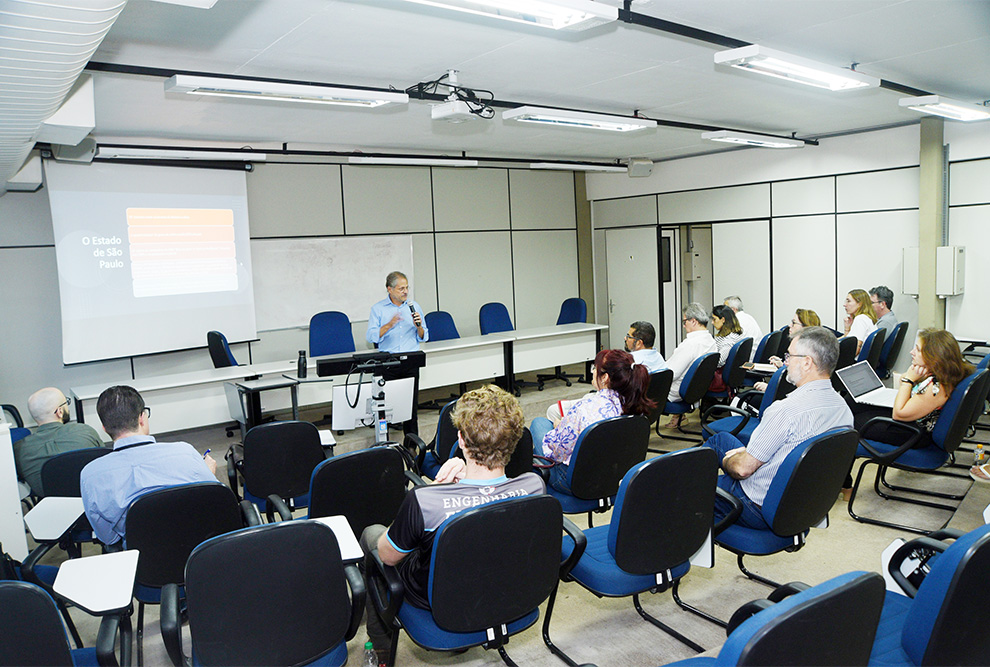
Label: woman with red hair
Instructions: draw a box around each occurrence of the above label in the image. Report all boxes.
[531,348,654,493]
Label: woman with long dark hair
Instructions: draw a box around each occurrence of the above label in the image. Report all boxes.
[531,349,654,493]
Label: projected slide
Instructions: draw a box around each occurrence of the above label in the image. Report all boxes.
[46,161,257,365]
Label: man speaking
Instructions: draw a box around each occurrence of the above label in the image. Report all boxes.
[366,271,429,434]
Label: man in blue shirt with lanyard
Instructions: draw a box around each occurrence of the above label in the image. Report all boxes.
[80,385,218,546]
[366,271,429,435]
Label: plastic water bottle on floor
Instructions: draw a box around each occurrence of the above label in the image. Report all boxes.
[364,641,377,667]
[975,443,986,467]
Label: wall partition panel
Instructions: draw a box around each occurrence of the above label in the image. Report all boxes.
[946,204,990,341]
[411,234,438,314]
[771,177,835,218]
[836,167,919,213]
[247,164,344,237]
[434,231,514,338]
[770,215,837,329]
[711,220,771,333]
[433,168,509,232]
[659,183,769,224]
[340,165,433,234]
[591,195,657,229]
[837,209,920,370]
[509,170,576,230]
[510,230,578,329]
[948,158,990,207]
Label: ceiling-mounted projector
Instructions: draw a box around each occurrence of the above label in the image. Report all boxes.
[432,99,478,123]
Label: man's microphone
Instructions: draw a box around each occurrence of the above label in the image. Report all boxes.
[408,301,420,326]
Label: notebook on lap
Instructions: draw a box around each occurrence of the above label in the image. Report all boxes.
[835,361,898,408]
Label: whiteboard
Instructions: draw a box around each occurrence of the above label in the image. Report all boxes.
[251,236,414,330]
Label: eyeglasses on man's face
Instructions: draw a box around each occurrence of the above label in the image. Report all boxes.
[142,407,151,418]
[54,399,69,416]
[784,353,809,363]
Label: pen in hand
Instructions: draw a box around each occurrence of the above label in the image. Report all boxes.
[203,448,211,459]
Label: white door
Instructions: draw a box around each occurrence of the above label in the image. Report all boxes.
[605,227,660,354]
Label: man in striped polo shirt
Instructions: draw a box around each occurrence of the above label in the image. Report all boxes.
[705,326,852,530]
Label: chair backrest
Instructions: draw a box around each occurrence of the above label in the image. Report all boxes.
[206,330,237,368]
[185,521,351,667]
[307,446,408,538]
[1,404,24,428]
[125,482,243,588]
[761,428,860,537]
[479,302,513,335]
[856,327,886,369]
[429,399,460,468]
[774,326,790,359]
[555,297,587,325]
[241,421,325,500]
[716,571,885,667]
[566,415,651,501]
[645,369,674,426]
[0,581,75,666]
[609,447,716,575]
[428,495,561,633]
[40,447,111,497]
[753,330,782,365]
[878,321,908,375]
[722,337,754,388]
[832,336,859,392]
[423,311,460,342]
[758,367,789,417]
[676,352,719,405]
[309,311,356,357]
[930,369,990,455]
[901,524,990,666]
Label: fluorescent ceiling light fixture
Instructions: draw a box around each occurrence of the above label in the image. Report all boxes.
[150,0,219,8]
[165,75,409,107]
[714,45,879,91]
[96,146,267,161]
[701,130,804,149]
[348,157,478,167]
[530,162,627,172]
[898,95,990,122]
[397,0,616,31]
[503,107,655,133]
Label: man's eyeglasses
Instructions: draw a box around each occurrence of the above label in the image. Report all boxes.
[624,334,639,340]
[784,353,809,362]
[142,406,152,418]
[54,399,69,416]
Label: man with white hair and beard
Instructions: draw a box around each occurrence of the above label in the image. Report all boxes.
[704,326,852,529]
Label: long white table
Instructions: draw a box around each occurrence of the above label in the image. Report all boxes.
[419,333,514,390]
[504,322,606,393]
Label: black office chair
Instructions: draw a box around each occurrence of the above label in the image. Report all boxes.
[226,420,326,522]
[704,337,753,409]
[543,447,718,663]
[658,352,719,446]
[831,336,859,393]
[40,447,111,557]
[161,520,365,667]
[1,403,30,444]
[0,580,128,667]
[645,369,674,436]
[877,322,908,379]
[544,414,651,528]
[367,495,582,667]
[206,330,237,368]
[538,297,588,387]
[125,482,259,666]
[856,327,887,372]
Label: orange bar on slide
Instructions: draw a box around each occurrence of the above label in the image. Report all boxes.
[128,225,234,243]
[129,242,235,260]
[126,208,234,226]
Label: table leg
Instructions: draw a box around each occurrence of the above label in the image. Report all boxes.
[74,398,85,423]
[502,340,516,396]
[290,384,299,421]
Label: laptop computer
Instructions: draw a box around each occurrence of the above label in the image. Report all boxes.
[835,361,899,408]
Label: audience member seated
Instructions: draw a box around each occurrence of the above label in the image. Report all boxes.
[870,285,898,339]
[13,387,103,497]
[842,288,878,355]
[530,349,653,494]
[705,327,852,529]
[80,385,218,546]
[624,320,666,373]
[710,304,743,392]
[361,385,544,665]
[663,303,717,427]
[841,329,974,492]
[724,295,762,359]
[751,308,821,393]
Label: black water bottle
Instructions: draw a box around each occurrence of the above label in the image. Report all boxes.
[297,350,307,378]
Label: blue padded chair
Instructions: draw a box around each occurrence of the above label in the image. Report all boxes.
[741,330,782,387]
[161,520,364,667]
[545,414,651,528]
[664,571,886,667]
[39,447,112,557]
[309,311,355,357]
[645,369,674,435]
[478,302,540,393]
[2,403,30,443]
[701,366,788,445]
[544,448,718,662]
[226,420,326,521]
[423,310,459,342]
[0,581,128,667]
[707,428,860,588]
[367,494,582,667]
[832,335,860,393]
[538,298,588,387]
[773,325,790,359]
[658,352,719,446]
[706,337,753,403]
[206,330,237,368]
[856,327,887,371]
[870,525,990,666]
[848,368,990,534]
[124,482,257,666]
[406,398,458,480]
[877,322,908,379]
